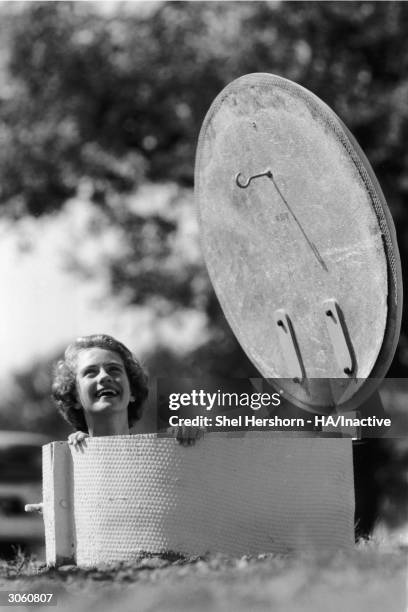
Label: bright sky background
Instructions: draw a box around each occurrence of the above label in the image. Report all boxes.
[0,211,148,378]
[0,187,207,383]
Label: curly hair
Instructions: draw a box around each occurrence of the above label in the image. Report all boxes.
[52,334,148,433]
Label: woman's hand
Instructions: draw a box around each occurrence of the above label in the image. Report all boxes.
[68,431,89,449]
[168,426,206,446]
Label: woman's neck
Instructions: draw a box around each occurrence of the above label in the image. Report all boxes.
[86,413,129,437]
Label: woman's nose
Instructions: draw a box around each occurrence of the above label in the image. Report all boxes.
[97,368,112,382]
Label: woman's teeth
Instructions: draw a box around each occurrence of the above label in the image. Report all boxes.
[96,389,118,398]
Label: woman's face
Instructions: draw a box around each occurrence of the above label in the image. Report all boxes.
[74,347,131,417]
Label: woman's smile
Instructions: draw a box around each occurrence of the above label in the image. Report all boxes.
[95,388,119,399]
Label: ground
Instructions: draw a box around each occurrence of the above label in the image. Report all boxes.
[0,537,406,612]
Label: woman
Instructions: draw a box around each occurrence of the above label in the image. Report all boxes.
[52,334,203,446]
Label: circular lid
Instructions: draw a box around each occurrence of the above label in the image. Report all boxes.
[195,73,402,413]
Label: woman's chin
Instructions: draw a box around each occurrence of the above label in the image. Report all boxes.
[92,398,125,412]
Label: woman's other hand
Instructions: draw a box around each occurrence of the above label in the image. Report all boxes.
[168,426,206,446]
[68,431,89,449]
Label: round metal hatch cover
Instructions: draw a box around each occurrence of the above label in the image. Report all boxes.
[195,73,402,413]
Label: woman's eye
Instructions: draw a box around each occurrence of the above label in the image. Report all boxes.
[109,366,122,374]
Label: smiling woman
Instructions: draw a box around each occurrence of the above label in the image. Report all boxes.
[75,348,133,436]
[51,334,149,439]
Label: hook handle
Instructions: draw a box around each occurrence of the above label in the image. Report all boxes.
[235,170,273,189]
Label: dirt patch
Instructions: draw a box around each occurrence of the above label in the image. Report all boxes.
[0,541,406,612]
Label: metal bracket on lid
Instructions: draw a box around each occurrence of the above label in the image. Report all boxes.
[274,310,304,383]
[323,299,355,376]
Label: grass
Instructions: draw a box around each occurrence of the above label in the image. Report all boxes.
[0,537,406,612]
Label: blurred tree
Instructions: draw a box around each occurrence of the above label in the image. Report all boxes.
[0,350,71,439]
